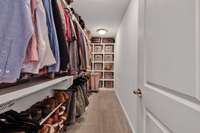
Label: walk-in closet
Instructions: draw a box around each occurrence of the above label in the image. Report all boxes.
[1,0,200,133]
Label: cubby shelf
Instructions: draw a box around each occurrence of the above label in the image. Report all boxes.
[103,43,115,46]
[104,61,114,63]
[92,52,114,55]
[92,70,114,72]
[92,61,103,63]
[104,52,115,55]
[92,61,114,63]
[100,79,114,81]
[104,70,114,72]
[92,52,103,54]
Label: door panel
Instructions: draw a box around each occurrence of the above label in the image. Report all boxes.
[138,0,200,132]
[145,0,197,98]
[144,83,200,133]
[146,115,163,133]
[145,111,172,133]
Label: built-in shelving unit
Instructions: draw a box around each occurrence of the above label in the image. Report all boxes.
[91,37,115,89]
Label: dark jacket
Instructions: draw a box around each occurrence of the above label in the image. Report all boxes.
[52,0,69,71]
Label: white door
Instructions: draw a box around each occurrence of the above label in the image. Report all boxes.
[136,0,200,133]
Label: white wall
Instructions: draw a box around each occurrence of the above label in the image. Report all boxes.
[115,0,139,132]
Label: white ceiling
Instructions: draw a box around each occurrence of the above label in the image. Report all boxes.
[72,0,131,37]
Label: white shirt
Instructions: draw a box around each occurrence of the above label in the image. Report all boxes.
[22,0,56,74]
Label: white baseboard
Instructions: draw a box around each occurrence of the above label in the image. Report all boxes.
[114,90,137,133]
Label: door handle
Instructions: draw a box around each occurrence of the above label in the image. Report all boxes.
[133,88,142,97]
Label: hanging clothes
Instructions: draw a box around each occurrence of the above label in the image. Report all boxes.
[68,41,79,75]
[24,0,39,64]
[81,33,90,70]
[63,9,79,75]
[22,0,56,74]
[0,0,34,83]
[66,75,90,125]
[75,23,87,71]
[57,0,67,35]
[75,86,86,117]
[69,15,78,41]
[52,0,70,71]
[43,0,61,73]
[0,0,92,83]
[63,9,72,42]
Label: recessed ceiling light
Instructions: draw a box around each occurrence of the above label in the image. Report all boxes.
[97,29,108,35]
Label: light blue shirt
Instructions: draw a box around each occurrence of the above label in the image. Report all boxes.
[43,0,61,73]
[0,0,33,83]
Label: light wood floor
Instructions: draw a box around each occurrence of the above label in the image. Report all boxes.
[67,90,133,133]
